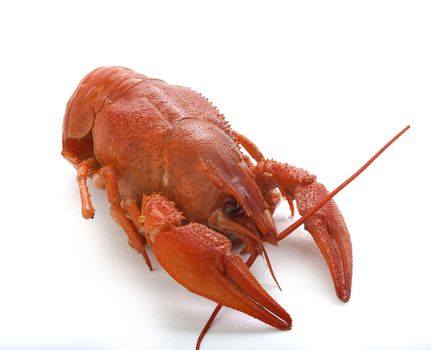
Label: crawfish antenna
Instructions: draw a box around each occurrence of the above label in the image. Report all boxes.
[278,125,410,240]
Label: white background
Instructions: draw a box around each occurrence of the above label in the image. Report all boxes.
[0,1,430,349]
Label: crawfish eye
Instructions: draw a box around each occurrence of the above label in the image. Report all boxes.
[224,199,244,217]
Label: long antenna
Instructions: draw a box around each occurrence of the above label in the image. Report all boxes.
[278,125,410,240]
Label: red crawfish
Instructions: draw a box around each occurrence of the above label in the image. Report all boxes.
[61,66,409,348]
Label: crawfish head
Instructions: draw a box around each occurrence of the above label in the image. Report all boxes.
[165,118,278,250]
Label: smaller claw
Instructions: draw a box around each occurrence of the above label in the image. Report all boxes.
[257,160,352,302]
[143,194,292,330]
[294,182,352,302]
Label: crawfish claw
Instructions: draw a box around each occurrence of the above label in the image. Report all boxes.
[255,160,352,302]
[294,182,352,302]
[143,194,292,329]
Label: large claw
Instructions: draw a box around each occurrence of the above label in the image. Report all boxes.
[142,194,292,330]
[293,182,352,302]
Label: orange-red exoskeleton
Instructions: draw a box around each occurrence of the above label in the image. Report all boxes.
[62,66,409,348]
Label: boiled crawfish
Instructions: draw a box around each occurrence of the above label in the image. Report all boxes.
[62,66,409,347]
